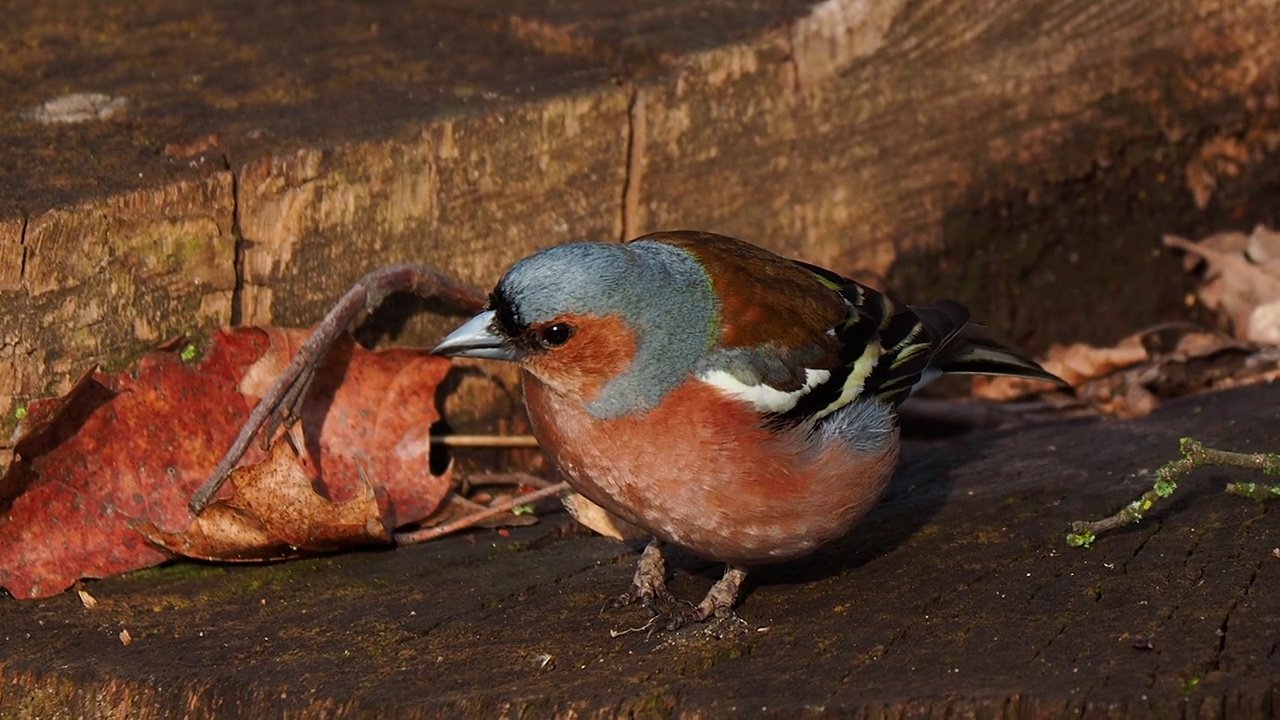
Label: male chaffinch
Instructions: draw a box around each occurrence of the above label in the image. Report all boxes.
[433,231,1063,629]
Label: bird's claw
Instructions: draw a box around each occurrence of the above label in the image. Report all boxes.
[602,582,681,616]
[660,606,703,632]
[660,584,742,631]
[662,604,745,634]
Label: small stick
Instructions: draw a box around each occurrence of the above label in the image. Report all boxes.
[189,264,485,514]
[394,481,569,545]
[463,472,556,489]
[1067,438,1280,548]
[430,435,540,448]
[1225,482,1280,501]
[456,471,554,500]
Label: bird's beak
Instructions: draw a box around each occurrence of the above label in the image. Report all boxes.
[431,310,520,361]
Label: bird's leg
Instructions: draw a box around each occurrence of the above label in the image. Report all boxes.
[667,565,748,631]
[606,539,679,615]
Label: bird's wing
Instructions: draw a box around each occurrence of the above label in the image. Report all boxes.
[793,258,1064,412]
[639,231,1062,422]
[638,231,871,418]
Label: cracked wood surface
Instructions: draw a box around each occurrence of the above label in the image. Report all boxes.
[1,384,1277,717]
[3,0,1280,433]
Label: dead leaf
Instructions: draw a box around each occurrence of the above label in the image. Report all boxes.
[1246,225,1280,265]
[1250,300,1280,344]
[0,327,452,599]
[1184,135,1249,209]
[232,330,455,527]
[561,492,645,541]
[137,441,389,561]
[1165,225,1280,344]
[975,325,1277,418]
[973,334,1148,402]
[1046,335,1152,387]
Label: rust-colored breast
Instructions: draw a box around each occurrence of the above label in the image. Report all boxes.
[522,369,900,566]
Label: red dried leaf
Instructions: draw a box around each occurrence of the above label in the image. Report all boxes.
[0,328,452,599]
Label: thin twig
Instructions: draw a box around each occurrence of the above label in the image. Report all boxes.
[1225,482,1280,501]
[394,481,569,545]
[609,616,659,638]
[188,264,485,514]
[1066,438,1280,548]
[430,435,540,448]
[457,471,554,501]
[463,472,556,489]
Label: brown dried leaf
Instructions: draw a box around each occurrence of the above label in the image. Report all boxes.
[977,324,1276,418]
[1184,135,1249,209]
[1246,225,1280,265]
[973,335,1148,402]
[1043,335,1152,386]
[136,441,390,561]
[1166,227,1280,344]
[1250,301,1280,344]
[561,492,645,541]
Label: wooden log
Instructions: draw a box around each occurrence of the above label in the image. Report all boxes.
[0,384,1275,716]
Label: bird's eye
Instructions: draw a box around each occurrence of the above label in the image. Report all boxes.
[539,323,575,348]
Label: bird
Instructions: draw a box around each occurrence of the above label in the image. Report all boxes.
[432,230,1064,630]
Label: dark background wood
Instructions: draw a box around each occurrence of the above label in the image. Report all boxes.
[3,0,1280,436]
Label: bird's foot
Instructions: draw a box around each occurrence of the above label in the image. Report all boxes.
[607,555,750,638]
[604,539,678,616]
[660,566,748,632]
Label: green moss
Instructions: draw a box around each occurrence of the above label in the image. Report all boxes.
[123,561,226,583]
[1066,531,1095,548]
[191,562,308,602]
[130,231,220,268]
[488,540,531,556]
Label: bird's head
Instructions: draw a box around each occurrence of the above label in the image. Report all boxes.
[432,241,718,418]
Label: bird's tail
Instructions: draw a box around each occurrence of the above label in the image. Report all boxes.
[912,301,1066,387]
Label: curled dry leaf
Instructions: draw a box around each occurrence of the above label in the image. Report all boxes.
[561,492,646,541]
[1184,135,1250,210]
[975,325,1276,418]
[137,440,390,561]
[1165,225,1280,344]
[973,334,1148,402]
[0,327,452,599]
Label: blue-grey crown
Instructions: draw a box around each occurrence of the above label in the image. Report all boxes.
[494,240,719,418]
